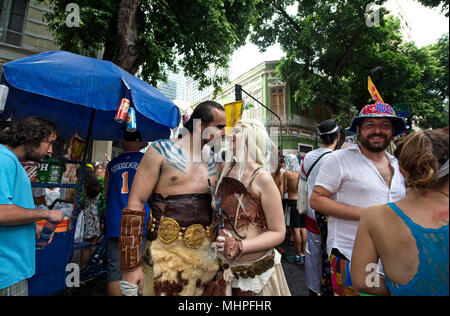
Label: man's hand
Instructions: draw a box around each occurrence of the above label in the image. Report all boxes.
[48,210,65,223]
[122,268,144,295]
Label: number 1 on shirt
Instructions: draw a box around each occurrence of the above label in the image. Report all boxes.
[121,171,129,194]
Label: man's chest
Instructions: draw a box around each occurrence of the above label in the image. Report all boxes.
[372,160,394,188]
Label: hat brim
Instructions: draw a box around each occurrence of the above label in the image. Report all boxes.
[319,125,341,135]
[347,116,407,136]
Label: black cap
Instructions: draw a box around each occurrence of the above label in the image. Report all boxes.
[124,130,142,142]
[318,119,341,135]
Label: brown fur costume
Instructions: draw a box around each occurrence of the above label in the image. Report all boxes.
[151,238,219,296]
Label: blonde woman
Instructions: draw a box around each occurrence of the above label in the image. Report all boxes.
[351,130,449,296]
[214,119,291,296]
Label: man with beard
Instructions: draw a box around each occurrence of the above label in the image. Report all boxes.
[0,117,64,296]
[120,101,226,296]
[310,103,407,296]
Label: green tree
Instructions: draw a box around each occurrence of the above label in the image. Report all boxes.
[408,33,449,129]
[415,0,449,14]
[38,0,272,91]
[251,0,448,129]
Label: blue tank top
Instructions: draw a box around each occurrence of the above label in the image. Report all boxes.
[384,202,449,296]
[105,152,150,238]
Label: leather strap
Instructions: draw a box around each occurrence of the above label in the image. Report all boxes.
[119,208,146,271]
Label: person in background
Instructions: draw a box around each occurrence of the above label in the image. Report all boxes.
[310,103,407,296]
[94,162,106,179]
[272,156,287,256]
[94,162,106,235]
[0,117,64,296]
[76,165,102,268]
[351,130,448,296]
[283,154,305,265]
[272,156,285,199]
[104,130,150,296]
[302,119,340,296]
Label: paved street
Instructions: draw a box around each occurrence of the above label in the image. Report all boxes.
[68,239,309,296]
[279,241,309,296]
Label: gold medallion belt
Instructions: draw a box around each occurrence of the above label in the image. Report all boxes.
[147,193,216,249]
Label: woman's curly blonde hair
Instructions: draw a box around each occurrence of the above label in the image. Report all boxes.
[394,129,449,190]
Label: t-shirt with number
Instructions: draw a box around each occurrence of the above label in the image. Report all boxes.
[105,152,150,238]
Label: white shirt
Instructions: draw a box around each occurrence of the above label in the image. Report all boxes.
[314,143,406,260]
[301,148,333,221]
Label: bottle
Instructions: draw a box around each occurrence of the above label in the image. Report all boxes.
[36,221,58,248]
[0,84,9,113]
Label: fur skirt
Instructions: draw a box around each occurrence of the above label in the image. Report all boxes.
[151,238,219,296]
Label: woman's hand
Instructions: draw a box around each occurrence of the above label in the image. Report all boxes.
[216,229,244,260]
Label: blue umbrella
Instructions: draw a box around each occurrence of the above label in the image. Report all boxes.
[0,50,180,141]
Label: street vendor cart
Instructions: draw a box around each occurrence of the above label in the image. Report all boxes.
[0,51,180,296]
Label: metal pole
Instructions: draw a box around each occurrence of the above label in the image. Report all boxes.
[235,85,283,156]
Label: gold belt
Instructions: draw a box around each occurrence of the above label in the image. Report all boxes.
[219,250,275,279]
[151,217,216,249]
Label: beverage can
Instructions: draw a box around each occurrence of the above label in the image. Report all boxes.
[114,98,130,123]
[48,163,63,183]
[126,107,136,132]
[36,221,58,248]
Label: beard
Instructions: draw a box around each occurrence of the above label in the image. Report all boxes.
[359,132,392,153]
[24,145,45,162]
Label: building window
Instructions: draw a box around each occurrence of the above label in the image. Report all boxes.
[111,140,124,159]
[298,144,313,156]
[271,87,285,117]
[0,0,27,46]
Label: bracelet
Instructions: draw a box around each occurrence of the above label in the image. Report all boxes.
[119,208,146,271]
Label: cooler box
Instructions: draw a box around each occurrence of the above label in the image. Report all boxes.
[29,216,76,296]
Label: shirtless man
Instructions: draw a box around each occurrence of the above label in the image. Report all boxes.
[283,154,305,264]
[119,101,226,296]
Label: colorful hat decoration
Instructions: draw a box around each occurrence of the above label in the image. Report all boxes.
[347,103,407,136]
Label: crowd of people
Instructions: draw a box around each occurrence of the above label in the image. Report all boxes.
[0,100,448,296]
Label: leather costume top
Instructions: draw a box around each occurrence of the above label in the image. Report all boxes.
[215,166,268,232]
[146,193,213,240]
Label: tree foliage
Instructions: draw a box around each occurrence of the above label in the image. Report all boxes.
[38,0,272,92]
[250,0,448,129]
[416,0,449,14]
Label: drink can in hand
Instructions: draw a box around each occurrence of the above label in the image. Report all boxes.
[36,221,58,248]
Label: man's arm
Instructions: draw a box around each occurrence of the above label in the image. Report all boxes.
[0,204,59,226]
[104,168,109,200]
[120,145,164,294]
[310,185,363,220]
[282,172,287,197]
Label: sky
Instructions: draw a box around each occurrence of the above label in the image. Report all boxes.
[229,0,449,81]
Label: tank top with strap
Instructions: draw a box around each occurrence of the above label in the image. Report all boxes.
[218,164,267,231]
[384,202,449,296]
